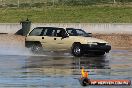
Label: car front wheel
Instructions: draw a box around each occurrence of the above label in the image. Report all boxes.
[72,43,83,57]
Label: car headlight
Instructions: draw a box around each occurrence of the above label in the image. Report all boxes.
[87,42,98,45]
[106,43,110,45]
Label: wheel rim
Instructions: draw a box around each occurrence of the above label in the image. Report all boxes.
[74,46,81,55]
[31,44,41,53]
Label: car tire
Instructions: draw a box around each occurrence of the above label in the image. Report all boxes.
[31,43,43,54]
[72,43,83,57]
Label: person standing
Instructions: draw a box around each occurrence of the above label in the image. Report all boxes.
[81,66,88,78]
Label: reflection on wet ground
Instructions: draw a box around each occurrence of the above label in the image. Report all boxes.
[24,55,110,76]
[0,48,132,88]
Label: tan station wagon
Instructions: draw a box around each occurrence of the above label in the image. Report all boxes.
[25,27,111,57]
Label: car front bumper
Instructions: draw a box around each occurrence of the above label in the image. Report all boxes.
[81,44,111,53]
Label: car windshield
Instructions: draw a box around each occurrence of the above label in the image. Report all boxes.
[66,28,89,37]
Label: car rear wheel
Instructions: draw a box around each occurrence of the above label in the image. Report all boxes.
[31,43,43,54]
[72,43,83,57]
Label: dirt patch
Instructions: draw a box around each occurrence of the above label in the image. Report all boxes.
[94,34,132,49]
[0,34,25,48]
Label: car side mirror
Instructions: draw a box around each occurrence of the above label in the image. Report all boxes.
[62,33,69,39]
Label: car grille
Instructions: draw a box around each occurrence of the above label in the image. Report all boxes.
[97,43,106,46]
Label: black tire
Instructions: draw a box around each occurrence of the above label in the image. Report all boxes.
[94,52,105,56]
[30,43,43,54]
[72,43,83,57]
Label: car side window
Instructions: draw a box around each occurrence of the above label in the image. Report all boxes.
[67,29,72,36]
[52,29,56,36]
[67,29,77,36]
[76,29,85,36]
[29,28,44,36]
[46,28,56,36]
[56,29,62,37]
[56,29,66,37]
[43,28,48,36]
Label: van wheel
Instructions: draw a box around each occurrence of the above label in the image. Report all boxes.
[72,43,83,57]
[31,43,43,54]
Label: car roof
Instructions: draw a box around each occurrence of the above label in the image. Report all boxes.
[66,28,82,30]
[35,27,64,29]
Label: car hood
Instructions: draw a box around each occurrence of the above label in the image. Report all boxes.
[78,36,108,43]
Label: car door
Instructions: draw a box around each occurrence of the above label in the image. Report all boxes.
[34,27,66,51]
[53,28,74,50]
[40,27,58,51]
[27,27,55,51]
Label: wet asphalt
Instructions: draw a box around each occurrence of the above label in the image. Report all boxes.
[0,35,131,88]
[0,48,131,88]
